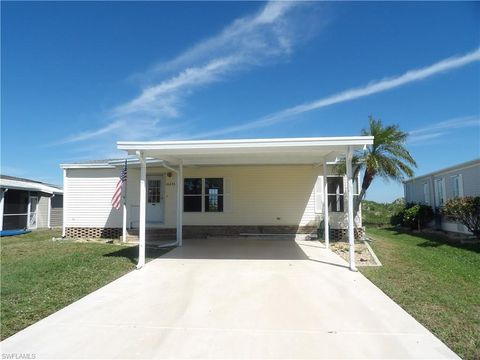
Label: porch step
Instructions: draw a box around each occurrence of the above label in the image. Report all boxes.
[122,228,177,244]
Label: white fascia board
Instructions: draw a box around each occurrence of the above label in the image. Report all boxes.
[60,159,168,170]
[107,158,165,166]
[60,163,116,169]
[117,136,374,152]
[0,181,63,195]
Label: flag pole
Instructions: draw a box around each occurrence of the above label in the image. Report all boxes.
[122,159,128,243]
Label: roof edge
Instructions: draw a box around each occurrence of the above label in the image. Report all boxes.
[117,136,374,150]
[404,158,480,183]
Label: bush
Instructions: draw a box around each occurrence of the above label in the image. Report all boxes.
[442,197,480,238]
[402,204,434,230]
[390,202,434,230]
[390,211,404,226]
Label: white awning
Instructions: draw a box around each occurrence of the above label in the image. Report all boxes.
[116,136,374,166]
[0,178,63,195]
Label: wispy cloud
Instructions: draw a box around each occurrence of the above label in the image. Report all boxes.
[408,115,480,145]
[191,47,480,139]
[61,1,318,146]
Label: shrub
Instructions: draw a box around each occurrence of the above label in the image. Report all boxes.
[442,197,480,238]
[390,203,434,230]
[402,204,434,230]
[390,211,404,226]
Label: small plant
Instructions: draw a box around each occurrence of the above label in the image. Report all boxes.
[442,197,480,238]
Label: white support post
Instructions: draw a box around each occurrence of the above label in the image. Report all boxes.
[137,151,146,269]
[62,169,67,237]
[47,195,52,229]
[122,161,128,243]
[177,162,183,246]
[0,189,6,231]
[122,203,127,243]
[323,158,330,249]
[27,191,31,229]
[346,146,357,272]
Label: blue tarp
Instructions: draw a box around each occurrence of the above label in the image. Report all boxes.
[0,229,31,237]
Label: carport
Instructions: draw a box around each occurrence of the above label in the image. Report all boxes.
[117,136,374,271]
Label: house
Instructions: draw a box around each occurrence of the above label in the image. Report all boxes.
[61,136,374,270]
[404,158,480,235]
[0,175,63,231]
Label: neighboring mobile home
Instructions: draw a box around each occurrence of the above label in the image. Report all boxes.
[0,175,63,231]
[404,158,480,235]
[61,136,373,271]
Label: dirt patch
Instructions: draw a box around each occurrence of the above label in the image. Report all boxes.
[331,241,380,266]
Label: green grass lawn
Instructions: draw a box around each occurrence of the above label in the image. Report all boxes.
[0,230,170,340]
[362,227,480,360]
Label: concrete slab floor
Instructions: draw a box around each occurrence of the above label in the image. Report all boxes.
[1,237,459,359]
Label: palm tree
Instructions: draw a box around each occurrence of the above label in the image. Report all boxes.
[337,116,417,210]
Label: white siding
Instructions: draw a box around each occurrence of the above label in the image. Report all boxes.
[66,164,362,230]
[181,165,318,227]
[36,196,49,229]
[50,195,63,228]
[65,168,122,227]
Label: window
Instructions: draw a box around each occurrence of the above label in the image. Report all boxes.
[452,175,463,198]
[353,176,360,195]
[327,177,344,212]
[353,175,360,210]
[205,178,223,212]
[148,179,162,203]
[184,178,224,212]
[434,178,445,207]
[184,178,202,212]
[423,182,430,205]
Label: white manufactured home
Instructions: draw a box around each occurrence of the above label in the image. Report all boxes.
[404,158,480,235]
[61,136,373,270]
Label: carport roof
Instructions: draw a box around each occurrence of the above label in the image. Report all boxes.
[115,136,374,166]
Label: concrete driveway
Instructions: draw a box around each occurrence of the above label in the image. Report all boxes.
[1,237,458,359]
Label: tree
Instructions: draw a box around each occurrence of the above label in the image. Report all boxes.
[336,116,417,211]
[442,197,480,238]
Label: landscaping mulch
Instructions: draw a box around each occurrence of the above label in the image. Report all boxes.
[330,240,380,266]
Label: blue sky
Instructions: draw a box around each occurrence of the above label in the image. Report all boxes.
[1,1,479,202]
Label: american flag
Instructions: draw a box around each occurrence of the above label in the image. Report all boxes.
[111,160,127,210]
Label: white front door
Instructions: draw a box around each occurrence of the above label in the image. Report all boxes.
[146,176,164,223]
[28,196,38,229]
